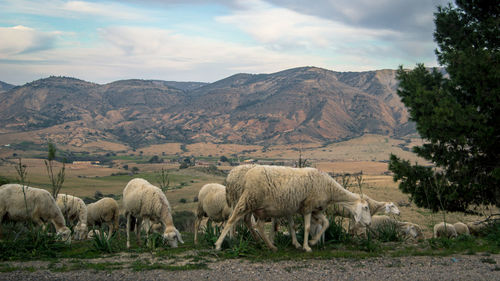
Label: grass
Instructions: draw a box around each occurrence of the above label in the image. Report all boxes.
[2,222,500,273]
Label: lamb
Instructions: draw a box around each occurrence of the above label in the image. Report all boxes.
[194,183,232,245]
[453,222,470,236]
[433,222,458,238]
[215,165,372,252]
[366,215,424,240]
[123,178,184,248]
[86,197,119,240]
[0,184,71,242]
[56,194,88,240]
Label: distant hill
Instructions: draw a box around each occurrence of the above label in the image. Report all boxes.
[0,81,15,93]
[0,68,416,148]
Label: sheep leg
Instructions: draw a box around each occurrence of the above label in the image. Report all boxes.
[302,213,312,252]
[254,219,278,252]
[136,217,143,246]
[107,222,114,241]
[287,216,301,249]
[309,213,329,246]
[244,214,261,242]
[194,216,202,245]
[215,207,248,250]
[126,213,131,248]
[269,218,278,243]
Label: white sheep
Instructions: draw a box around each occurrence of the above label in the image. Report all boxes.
[86,197,119,240]
[87,229,108,240]
[194,183,232,245]
[56,194,88,240]
[347,195,400,236]
[0,184,71,242]
[366,215,424,240]
[466,221,488,235]
[123,178,184,248]
[453,222,470,236]
[433,222,458,238]
[215,165,371,252]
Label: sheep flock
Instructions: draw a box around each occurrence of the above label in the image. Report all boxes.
[0,164,493,254]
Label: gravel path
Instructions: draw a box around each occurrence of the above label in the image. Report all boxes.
[2,254,500,281]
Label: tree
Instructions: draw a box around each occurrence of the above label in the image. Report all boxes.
[389,0,499,212]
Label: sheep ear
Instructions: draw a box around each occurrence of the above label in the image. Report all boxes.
[174,229,184,244]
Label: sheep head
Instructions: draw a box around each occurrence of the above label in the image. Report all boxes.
[163,228,184,248]
[73,223,88,240]
[384,202,400,216]
[352,199,371,227]
[57,226,72,244]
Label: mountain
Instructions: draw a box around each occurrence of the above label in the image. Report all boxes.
[0,81,15,93]
[0,68,415,148]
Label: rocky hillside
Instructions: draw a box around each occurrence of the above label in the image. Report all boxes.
[0,81,15,93]
[0,67,415,147]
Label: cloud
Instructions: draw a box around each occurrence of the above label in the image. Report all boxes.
[0,0,150,21]
[0,26,58,58]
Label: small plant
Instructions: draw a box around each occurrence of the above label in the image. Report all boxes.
[156,167,170,192]
[179,198,188,203]
[370,222,404,242]
[44,142,65,199]
[91,228,115,253]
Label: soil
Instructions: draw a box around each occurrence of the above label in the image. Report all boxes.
[2,254,500,281]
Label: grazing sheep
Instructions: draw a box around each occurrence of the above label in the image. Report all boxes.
[56,194,88,240]
[399,222,424,240]
[348,196,400,236]
[215,165,371,252]
[453,222,470,236]
[194,183,232,245]
[227,165,333,249]
[0,184,71,242]
[433,222,458,238]
[123,178,184,248]
[363,215,424,240]
[467,221,489,235]
[86,197,119,240]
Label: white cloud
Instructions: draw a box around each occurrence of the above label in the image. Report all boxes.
[0,26,59,58]
[0,0,150,21]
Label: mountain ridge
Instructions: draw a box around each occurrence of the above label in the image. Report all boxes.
[0,67,416,148]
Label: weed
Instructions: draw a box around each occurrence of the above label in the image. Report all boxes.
[90,228,116,253]
[480,257,497,264]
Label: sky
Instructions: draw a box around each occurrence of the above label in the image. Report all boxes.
[0,0,450,85]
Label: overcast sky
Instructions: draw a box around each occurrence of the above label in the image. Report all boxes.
[0,0,449,85]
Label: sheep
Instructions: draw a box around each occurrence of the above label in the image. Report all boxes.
[194,183,232,245]
[347,195,400,236]
[433,222,458,238]
[226,165,332,249]
[86,197,119,240]
[123,178,184,248]
[87,229,108,240]
[467,221,489,235]
[365,215,424,240]
[453,222,470,236]
[56,194,88,240]
[0,184,71,242]
[215,165,371,252]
